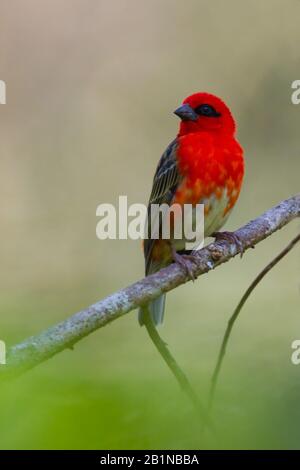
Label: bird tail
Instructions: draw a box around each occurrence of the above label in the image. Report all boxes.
[138,294,166,326]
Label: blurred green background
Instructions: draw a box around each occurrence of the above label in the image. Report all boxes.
[0,0,300,450]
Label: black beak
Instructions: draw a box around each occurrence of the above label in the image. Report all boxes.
[174,103,198,121]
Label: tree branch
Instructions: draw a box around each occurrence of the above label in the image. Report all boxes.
[1,194,300,380]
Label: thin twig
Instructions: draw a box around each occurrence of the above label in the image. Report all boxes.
[209,232,300,410]
[142,306,214,431]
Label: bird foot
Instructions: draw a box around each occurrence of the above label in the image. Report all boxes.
[172,248,198,281]
[212,231,244,257]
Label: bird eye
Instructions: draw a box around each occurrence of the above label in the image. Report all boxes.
[194,104,221,117]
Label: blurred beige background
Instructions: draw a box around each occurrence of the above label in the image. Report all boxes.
[0,0,299,449]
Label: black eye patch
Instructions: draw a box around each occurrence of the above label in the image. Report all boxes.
[194,104,221,117]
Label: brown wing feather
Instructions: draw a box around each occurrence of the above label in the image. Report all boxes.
[144,139,182,274]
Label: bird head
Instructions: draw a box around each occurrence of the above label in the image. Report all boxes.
[174,92,236,136]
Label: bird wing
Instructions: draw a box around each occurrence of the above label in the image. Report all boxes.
[144,139,182,274]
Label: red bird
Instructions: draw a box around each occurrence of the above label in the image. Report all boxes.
[139,92,244,325]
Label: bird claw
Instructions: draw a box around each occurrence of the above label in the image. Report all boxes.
[212,231,244,258]
[172,249,198,281]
